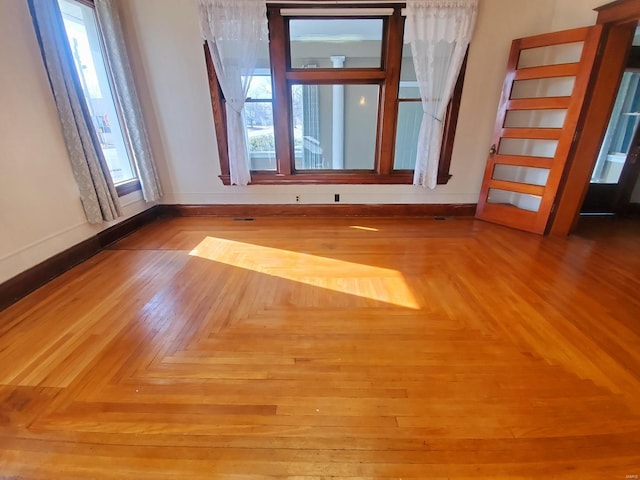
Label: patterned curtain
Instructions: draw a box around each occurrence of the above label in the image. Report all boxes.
[29,0,121,224]
[95,0,163,202]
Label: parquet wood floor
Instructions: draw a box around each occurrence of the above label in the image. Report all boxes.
[1,216,639,478]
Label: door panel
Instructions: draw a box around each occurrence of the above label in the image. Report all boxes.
[476,26,604,234]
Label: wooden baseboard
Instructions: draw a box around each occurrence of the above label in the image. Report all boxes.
[0,236,100,312]
[163,203,478,218]
[0,206,162,312]
[0,202,476,311]
[97,205,164,248]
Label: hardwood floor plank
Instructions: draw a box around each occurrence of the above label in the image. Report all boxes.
[0,216,639,477]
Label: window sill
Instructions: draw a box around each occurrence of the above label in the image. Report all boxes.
[116,179,141,197]
[219,172,414,185]
[219,172,453,186]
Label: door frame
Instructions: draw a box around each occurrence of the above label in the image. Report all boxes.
[582,48,640,214]
[549,0,640,235]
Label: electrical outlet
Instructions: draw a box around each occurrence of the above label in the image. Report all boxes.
[295,195,300,203]
[334,194,340,202]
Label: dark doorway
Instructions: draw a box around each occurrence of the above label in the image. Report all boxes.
[581,44,640,214]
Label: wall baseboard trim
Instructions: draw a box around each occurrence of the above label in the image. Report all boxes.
[0,202,476,312]
[162,203,478,218]
[0,206,163,312]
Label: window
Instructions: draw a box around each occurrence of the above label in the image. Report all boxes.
[246,71,277,170]
[58,0,140,195]
[205,4,467,185]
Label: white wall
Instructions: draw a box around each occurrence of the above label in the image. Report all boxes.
[0,1,153,284]
[123,0,603,207]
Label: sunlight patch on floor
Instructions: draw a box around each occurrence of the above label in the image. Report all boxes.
[189,236,420,309]
[349,225,379,232]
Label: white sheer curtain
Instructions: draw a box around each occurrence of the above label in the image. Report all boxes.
[95,0,163,202]
[29,0,121,224]
[405,0,477,189]
[198,0,268,186]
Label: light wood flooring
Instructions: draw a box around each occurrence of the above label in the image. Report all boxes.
[0,216,639,478]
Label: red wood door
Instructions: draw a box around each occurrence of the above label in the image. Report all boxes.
[476,26,604,234]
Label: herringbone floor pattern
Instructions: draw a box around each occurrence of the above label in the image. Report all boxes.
[1,216,639,478]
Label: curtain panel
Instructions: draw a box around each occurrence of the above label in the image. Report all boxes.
[405,0,478,189]
[198,0,269,186]
[29,0,122,224]
[95,0,163,202]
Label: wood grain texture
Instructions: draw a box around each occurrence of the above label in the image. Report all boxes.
[204,41,230,179]
[1,216,639,478]
[220,171,414,185]
[550,23,636,235]
[164,203,478,218]
[596,0,640,25]
[477,25,605,235]
[0,207,163,312]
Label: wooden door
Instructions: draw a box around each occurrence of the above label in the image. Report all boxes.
[476,26,604,234]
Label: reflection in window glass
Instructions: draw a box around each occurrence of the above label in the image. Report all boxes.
[289,19,383,69]
[399,42,420,98]
[291,84,378,170]
[58,0,136,185]
[394,101,421,169]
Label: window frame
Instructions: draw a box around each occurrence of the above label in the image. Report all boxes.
[59,0,142,197]
[204,2,467,185]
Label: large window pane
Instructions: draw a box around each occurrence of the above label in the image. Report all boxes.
[58,0,136,185]
[244,71,276,171]
[291,84,378,170]
[394,101,421,169]
[399,42,420,98]
[289,19,383,69]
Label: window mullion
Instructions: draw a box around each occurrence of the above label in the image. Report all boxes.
[203,42,230,180]
[268,6,293,175]
[285,70,386,83]
[377,7,404,175]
